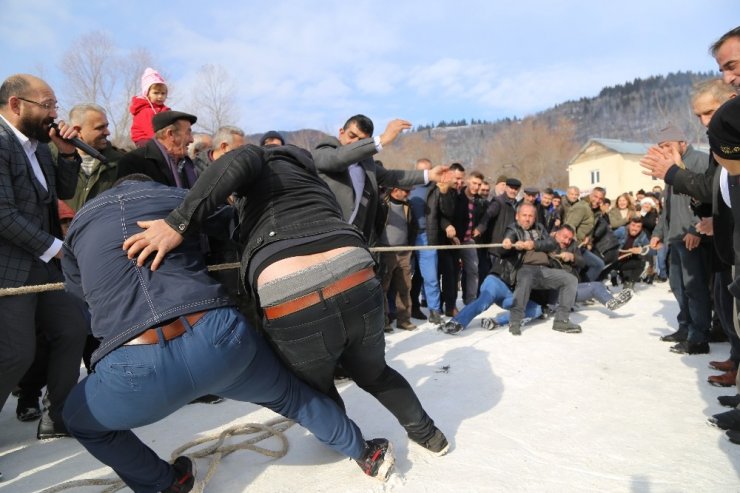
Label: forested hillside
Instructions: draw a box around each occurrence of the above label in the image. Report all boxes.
[254,71,719,188]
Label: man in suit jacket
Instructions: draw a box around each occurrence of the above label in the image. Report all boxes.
[116,110,197,187]
[0,74,88,440]
[313,114,449,245]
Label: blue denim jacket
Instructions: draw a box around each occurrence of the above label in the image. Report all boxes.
[62,181,233,365]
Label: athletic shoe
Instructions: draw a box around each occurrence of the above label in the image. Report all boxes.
[438,321,463,335]
[552,319,582,333]
[616,288,634,302]
[481,318,500,330]
[605,290,632,311]
[162,456,195,493]
[428,310,443,325]
[356,438,395,481]
[413,427,450,456]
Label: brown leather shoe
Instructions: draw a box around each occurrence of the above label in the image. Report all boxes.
[709,359,737,372]
[708,370,738,387]
[396,321,418,331]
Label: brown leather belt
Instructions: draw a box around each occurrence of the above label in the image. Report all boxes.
[124,311,208,346]
[263,267,375,320]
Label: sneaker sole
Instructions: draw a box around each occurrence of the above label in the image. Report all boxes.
[376,442,395,482]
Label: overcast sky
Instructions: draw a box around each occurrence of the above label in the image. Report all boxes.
[2,0,736,134]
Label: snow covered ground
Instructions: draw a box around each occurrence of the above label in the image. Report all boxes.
[1,281,739,493]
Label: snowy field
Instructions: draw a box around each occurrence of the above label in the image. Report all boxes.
[1,281,739,493]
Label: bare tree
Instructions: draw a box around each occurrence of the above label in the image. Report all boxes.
[59,31,154,148]
[189,64,239,134]
[484,117,578,188]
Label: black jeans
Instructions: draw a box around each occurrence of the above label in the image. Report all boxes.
[263,276,436,442]
[0,261,87,421]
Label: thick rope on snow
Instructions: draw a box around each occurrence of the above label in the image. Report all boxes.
[36,417,295,493]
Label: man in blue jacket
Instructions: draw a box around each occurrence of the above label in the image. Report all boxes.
[61,176,395,492]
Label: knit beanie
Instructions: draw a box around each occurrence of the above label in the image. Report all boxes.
[141,68,166,97]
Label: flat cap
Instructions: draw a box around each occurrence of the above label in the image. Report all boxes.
[708,96,740,160]
[505,178,521,188]
[152,111,197,132]
[523,186,539,195]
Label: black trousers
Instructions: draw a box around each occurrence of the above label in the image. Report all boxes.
[263,276,437,442]
[0,261,87,422]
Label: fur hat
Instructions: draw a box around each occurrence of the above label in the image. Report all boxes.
[141,68,167,97]
[640,197,656,208]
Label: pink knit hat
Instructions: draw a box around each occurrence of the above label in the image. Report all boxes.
[140,68,166,97]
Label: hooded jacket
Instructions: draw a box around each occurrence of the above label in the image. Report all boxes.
[129,96,170,144]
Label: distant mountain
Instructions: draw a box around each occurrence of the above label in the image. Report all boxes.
[249,71,720,188]
[540,71,717,144]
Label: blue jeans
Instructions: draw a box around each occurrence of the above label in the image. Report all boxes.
[453,275,541,328]
[63,307,365,493]
[656,244,669,279]
[668,242,711,344]
[576,282,613,304]
[415,232,441,311]
[581,248,606,281]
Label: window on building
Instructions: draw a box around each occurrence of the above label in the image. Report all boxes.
[590,170,600,184]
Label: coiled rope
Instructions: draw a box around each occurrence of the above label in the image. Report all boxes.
[36,417,295,493]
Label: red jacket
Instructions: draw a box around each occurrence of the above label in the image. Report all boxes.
[129,96,170,144]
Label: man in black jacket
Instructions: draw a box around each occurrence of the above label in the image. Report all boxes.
[116,111,197,188]
[123,143,450,459]
[501,203,580,335]
[474,177,520,290]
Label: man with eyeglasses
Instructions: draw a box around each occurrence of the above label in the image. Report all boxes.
[0,74,88,443]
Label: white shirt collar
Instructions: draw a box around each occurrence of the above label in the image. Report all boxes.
[0,113,38,154]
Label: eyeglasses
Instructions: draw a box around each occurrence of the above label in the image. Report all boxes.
[17,97,59,112]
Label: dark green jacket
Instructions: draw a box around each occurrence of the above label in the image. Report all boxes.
[64,144,124,211]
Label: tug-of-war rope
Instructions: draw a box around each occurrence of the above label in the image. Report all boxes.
[37,417,295,493]
[19,241,556,492]
[0,242,506,298]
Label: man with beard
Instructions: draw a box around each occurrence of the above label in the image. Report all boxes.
[0,74,88,442]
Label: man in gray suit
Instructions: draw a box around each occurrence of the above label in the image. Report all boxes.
[0,74,88,440]
[313,114,448,245]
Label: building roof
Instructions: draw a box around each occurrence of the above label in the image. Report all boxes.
[569,138,710,166]
[588,138,652,155]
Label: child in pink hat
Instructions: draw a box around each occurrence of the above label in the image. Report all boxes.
[129,68,171,146]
